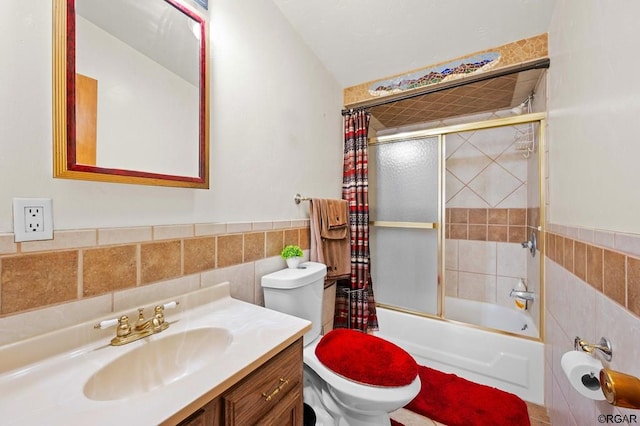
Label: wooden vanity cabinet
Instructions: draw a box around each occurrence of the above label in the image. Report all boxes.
[177,399,222,426]
[223,338,303,425]
[176,338,303,426]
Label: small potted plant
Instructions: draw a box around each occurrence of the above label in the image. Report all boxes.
[281,244,303,269]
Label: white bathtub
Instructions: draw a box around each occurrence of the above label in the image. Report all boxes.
[374,305,544,405]
[445,296,539,338]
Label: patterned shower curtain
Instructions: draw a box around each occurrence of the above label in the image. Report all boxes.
[335,110,379,333]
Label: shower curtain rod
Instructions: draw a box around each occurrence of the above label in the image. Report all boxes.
[340,58,550,116]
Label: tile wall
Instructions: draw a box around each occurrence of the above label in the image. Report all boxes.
[0,220,310,345]
[545,223,640,424]
[444,122,537,308]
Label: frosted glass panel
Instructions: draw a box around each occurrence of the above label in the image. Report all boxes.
[371,137,439,222]
[370,227,438,314]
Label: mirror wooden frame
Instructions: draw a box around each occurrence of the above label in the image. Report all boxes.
[53,0,210,188]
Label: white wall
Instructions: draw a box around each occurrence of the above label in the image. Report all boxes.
[548,0,640,234]
[547,0,640,423]
[0,0,343,232]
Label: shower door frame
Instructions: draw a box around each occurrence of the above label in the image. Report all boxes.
[371,112,547,342]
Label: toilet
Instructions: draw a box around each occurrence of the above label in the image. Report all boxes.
[261,261,421,426]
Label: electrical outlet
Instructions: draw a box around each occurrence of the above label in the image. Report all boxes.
[25,206,44,233]
[13,198,54,242]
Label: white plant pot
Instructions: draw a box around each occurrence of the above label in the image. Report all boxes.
[286,257,301,269]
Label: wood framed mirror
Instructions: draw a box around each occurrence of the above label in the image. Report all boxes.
[53,0,209,188]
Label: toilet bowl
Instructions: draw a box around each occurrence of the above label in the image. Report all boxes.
[262,262,420,426]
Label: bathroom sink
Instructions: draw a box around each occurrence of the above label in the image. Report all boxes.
[84,327,232,401]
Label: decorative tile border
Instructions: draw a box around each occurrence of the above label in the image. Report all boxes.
[546,223,640,319]
[445,207,538,243]
[0,220,310,317]
[344,34,548,106]
[369,52,501,96]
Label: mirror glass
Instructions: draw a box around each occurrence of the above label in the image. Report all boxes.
[53,0,209,188]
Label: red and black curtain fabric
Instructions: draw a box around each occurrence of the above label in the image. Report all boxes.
[335,110,379,333]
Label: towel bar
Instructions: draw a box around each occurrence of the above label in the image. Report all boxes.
[294,193,311,204]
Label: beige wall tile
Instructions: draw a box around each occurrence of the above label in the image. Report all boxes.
[266,230,284,257]
[603,249,625,307]
[507,225,526,243]
[0,234,17,255]
[458,271,496,303]
[217,234,243,268]
[508,208,527,226]
[468,224,487,241]
[0,293,111,346]
[1,251,78,314]
[141,240,181,284]
[113,275,200,313]
[458,240,496,275]
[202,263,255,303]
[488,225,508,242]
[244,232,265,262]
[284,229,299,247]
[83,245,137,297]
[488,209,508,225]
[574,241,587,282]
[450,208,468,224]
[561,237,573,273]
[273,220,292,230]
[586,245,603,291]
[554,235,565,266]
[153,224,194,240]
[291,219,310,228]
[627,257,640,317]
[20,230,96,253]
[614,232,640,258]
[450,224,468,239]
[98,227,152,246]
[184,237,216,274]
[469,208,487,224]
[251,221,273,231]
[299,227,310,250]
[546,232,555,263]
[226,222,252,233]
[194,223,227,236]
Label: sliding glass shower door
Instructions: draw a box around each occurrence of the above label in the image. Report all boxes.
[369,136,441,315]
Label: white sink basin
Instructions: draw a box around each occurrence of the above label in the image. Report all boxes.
[84,327,232,401]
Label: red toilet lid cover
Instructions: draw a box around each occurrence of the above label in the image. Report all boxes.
[314,329,418,387]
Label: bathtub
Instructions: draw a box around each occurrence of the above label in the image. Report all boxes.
[374,305,544,405]
[444,296,539,338]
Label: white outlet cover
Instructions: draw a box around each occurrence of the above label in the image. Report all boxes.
[13,198,54,242]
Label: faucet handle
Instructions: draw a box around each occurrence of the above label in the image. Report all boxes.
[152,301,179,328]
[161,301,179,310]
[116,315,131,337]
[94,317,119,329]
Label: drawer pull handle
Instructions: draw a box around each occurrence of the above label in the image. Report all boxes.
[262,378,289,401]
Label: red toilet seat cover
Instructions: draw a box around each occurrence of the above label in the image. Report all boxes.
[314,329,418,387]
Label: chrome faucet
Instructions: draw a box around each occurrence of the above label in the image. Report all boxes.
[509,289,535,301]
[94,301,179,346]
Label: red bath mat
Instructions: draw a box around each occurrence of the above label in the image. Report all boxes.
[405,365,530,426]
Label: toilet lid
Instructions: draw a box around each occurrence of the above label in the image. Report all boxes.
[315,329,418,387]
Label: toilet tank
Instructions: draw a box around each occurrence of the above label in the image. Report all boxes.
[261,262,327,346]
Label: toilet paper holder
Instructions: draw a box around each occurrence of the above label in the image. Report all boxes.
[574,336,613,361]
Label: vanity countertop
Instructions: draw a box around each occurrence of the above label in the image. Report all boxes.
[0,282,310,425]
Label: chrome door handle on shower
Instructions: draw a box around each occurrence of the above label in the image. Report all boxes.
[521,231,537,257]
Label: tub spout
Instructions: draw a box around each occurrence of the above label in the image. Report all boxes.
[509,289,535,301]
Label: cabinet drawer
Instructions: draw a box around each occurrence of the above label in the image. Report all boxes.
[224,339,303,425]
